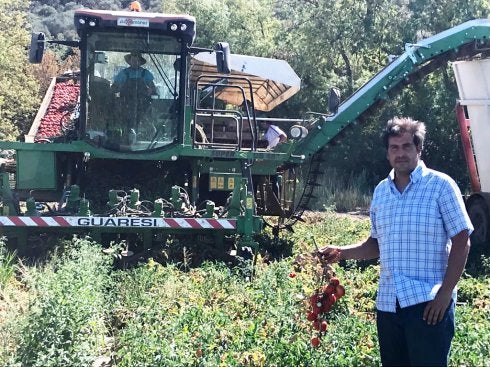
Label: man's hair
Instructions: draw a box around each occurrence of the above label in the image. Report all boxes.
[382,117,426,149]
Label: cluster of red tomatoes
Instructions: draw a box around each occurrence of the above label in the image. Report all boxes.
[36,81,79,141]
[307,276,345,347]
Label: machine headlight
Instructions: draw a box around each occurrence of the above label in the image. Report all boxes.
[290,125,308,139]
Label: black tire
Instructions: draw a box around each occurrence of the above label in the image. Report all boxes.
[467,196,490,245]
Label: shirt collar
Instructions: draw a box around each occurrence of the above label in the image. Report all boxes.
[388,160,425,184]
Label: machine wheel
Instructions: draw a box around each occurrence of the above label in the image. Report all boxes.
[467,196,490,245]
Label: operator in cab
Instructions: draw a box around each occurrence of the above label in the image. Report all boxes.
[112,51,156,97]
[111,51,157,144]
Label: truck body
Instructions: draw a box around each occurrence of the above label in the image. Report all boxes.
[1,6,490,253]
[453,59,490,244]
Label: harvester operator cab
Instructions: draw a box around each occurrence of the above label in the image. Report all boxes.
[72,8,197,153]
[86,43,181,151]
[29,8,237,153]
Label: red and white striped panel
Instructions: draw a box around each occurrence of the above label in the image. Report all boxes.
[0,216,237,229]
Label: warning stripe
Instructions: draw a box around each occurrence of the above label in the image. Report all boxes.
[184,218,203,229]
[0,216,237,229]
[9,216,27,226]
[0,217,14,226]
[166,218,192,229]
[53,217,71,226]
[31,217,49,227]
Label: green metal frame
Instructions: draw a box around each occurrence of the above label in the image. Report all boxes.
[293,19,490,159]
[2,18,490,252]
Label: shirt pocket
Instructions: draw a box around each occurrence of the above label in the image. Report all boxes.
[371,203,393,239]
[408,200,445,242]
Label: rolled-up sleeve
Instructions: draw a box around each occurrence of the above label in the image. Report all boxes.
[438,178,474,238]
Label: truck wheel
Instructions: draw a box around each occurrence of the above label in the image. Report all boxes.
[467,196,490,245]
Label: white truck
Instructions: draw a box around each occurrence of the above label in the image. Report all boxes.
[453,59,490,244]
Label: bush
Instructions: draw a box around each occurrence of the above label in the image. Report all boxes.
[111,257,380,366]
[0,237,15,289]
[1,213,488,366]
[13,238,113,366]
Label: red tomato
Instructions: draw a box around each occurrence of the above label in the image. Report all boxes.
[307,311,318,321]
[320,320,328,332]
[311,337,321,348]
[37,81,79,140]
[323,284,335,294]
[326,293,337,306]
[313,319,321,330]
[321,302,332,313]
[329,277,340,287]
[309,293,320,307]
[335,284,345,298]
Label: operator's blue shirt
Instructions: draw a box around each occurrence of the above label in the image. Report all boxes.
[114,67,154,84]
[370,161,473,312]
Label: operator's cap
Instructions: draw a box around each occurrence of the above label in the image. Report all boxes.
[124,52,146,65]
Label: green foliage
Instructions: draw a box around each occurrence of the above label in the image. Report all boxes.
[286,211,371,257]
[111,258,378,366]
[0,1,40,140]
[457,274,490,303]
[1,215,489,366]
[406,0,490,35]
[163,0,280,56]
[452,286,490,366]
[29,0,126,38]
[274,0,408,115]
[12,238,113,366]
[0,237,16,288]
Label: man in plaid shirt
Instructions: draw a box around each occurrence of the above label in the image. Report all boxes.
[320,117,473,366]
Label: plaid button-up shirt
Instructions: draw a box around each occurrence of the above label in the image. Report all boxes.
[370,161,473,312]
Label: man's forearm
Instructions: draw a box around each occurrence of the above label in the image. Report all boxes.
[338,236,380,261]
[439,230,471,296]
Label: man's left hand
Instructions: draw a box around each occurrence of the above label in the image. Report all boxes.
[423,291,452,325]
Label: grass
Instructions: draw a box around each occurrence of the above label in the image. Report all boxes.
[1,238,113,367]
[0,212,488,366]
[297,166,372,213]
[0,237,16,289]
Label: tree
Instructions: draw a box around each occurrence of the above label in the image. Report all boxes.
[0,1,40,140]
[273,0,489,187]
[28,0,124,38]
[162,0,281,56]
[30,49,80,98]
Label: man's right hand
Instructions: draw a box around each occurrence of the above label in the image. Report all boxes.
[316,246,341,263]
[318,237,379,262]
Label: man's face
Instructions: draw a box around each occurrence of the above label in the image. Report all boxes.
[386,132,421,176]
[259,121,269,130]
[128,55,141,68]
